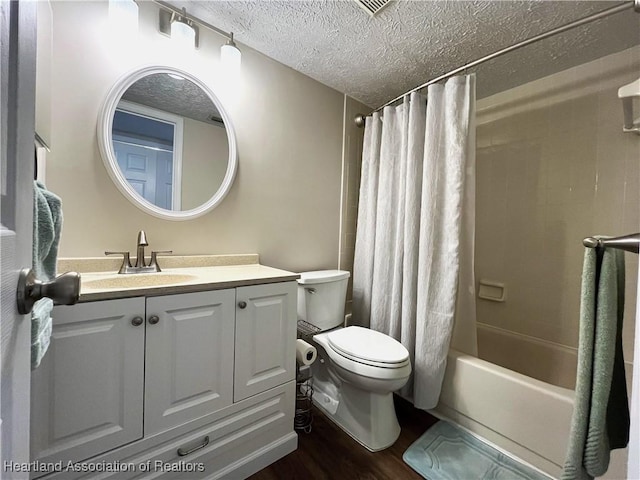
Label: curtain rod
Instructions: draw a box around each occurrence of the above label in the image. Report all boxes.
[355,0,638,127]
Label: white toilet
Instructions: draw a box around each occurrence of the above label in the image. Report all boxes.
[297,270,411,451]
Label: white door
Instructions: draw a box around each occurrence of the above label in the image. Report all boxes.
[0,0,37,473]
[234,282,297,402]
[144,290,235,435]
[113,140,175,210]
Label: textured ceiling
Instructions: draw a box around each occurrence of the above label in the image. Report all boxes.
[122,73,223,124]
[170,1,640,108]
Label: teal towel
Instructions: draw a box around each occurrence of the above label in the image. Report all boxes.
[33,181,62,281]
[32,181,63,370]
[561,247,629,480]
[31,298,53,369]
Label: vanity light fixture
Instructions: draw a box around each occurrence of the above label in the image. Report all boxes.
[156,0,241,69]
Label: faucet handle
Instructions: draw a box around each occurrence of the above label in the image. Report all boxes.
[105,251,132,274]
[149,251,172,272]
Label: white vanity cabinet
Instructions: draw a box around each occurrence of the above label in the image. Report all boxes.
[30,280,298,480]
[144,290,235,435]
[30,297,146,467]
[234,283,297,402]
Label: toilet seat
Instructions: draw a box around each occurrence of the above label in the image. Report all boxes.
[327,326,409,368]
[313,328,412,381]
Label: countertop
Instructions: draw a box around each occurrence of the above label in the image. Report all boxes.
[60,255,300,303]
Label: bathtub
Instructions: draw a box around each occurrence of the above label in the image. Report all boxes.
[432,350,628,479]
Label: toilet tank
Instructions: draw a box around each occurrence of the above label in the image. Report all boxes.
[297,270,350,331]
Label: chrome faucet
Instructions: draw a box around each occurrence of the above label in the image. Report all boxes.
[136,230,148,268]
[105,230,172,274]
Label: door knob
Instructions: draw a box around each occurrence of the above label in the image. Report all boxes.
[148,315,160,325]
[238,301,247,309]
[131,316,144,327]
[16,269,81,315]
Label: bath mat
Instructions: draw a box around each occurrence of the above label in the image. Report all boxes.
[403,422,550,480]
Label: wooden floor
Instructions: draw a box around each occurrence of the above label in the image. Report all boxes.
[249,396,438,480]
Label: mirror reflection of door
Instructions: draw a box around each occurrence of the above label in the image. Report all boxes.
[112,101,183,210]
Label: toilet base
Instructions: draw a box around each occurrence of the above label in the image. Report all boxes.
[312,381,401,452]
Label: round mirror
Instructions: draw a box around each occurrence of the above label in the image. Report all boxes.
[97,66,237,220]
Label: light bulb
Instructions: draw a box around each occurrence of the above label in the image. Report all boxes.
[109,0,138,34]
[221,34,241,75]
[171,18,196,50]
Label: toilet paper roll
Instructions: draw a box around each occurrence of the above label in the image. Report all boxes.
[296,339,317,366]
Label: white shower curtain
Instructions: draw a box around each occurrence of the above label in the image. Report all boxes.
[352,75,477,410]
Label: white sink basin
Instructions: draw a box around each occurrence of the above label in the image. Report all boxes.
[83,273,198,290]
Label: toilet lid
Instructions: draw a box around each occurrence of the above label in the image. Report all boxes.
[327,326,409,366]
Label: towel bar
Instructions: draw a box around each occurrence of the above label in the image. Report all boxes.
[582,233,640,254]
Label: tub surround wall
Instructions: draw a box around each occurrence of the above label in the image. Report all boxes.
[477,323,579,390]
[440,46,640,480]
[339,96,368,318]
[47,1,345,273]
[475,46,639,387]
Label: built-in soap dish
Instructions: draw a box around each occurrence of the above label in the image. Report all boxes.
[478,279,506,302]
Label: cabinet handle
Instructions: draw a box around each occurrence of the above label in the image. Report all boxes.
[131,316,143,327]
[177,436,210,457]
[238,301,247,309]
[148,315,160,325]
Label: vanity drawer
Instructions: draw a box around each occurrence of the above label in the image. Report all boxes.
[37,382,295,480]
[130,381,296,480]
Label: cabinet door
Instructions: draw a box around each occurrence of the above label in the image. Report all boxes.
[234,282,297,402]
[145,290,235,435]
[30,297,145,465]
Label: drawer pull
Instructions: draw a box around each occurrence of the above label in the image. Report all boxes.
[238,301,247,309]
[148,315,160,325]
[177,436,210,457]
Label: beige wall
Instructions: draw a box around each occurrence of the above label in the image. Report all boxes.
[47,1,345,273]
[181,118,228,210]
[475,46,640,389]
